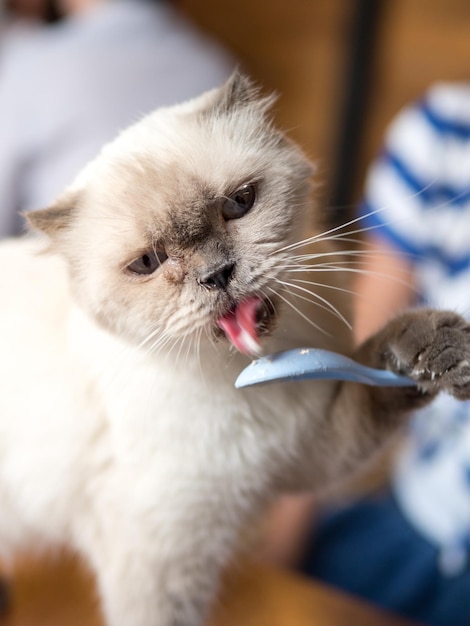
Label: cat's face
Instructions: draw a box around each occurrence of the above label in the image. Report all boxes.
[29,73,314,355]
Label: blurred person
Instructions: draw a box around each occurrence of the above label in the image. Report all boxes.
[298,82,470,626]
[2,0,56,23]
[2,1,64,50]
[0,0,235,237]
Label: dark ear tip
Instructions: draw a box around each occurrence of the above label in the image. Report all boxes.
[24,208,41,229]
[26,206,60,233]
[26,191,78,237]
[225,69,259,104]
[227,67,255,89]
[209,69,275,118]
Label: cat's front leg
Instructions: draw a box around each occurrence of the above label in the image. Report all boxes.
[357,308,470,406]
[88,511,231,626]
[95,549,220,626]
[304,309,470,490]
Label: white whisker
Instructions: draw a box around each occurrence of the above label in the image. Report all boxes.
[267,286,330,336]
[283,264,418,295]
[285,276,358,297]
[272,180,438,256]
[275,278,351,329]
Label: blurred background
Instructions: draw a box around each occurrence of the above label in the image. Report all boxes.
[179,0,470,222]
[2,0,470,225]
[1,2,470,623]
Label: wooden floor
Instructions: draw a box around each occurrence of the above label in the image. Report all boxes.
[0,553,416,626]
[0,553,102,626]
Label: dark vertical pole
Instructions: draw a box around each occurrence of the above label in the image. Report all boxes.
[44,1,64,22]
[328,0,386,224]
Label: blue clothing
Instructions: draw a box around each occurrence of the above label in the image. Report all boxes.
[361,83,470,571]
[301,492,470,626]
[302,83,470,625]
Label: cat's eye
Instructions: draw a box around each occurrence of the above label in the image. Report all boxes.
[127,250,168,275]
[222,184,257,221]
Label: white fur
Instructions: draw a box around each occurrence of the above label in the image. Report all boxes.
[0,236,346,625]
[0,76,354,626]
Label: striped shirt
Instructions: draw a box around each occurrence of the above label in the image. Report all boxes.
[361,82,470,575]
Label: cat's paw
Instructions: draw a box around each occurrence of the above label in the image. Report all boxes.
[383,309,470,400]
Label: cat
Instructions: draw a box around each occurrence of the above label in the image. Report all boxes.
[0,71,470,626]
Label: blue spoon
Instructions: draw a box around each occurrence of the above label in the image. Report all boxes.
[235,347,415,389]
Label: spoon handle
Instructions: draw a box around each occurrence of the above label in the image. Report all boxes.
[235,348,415,389]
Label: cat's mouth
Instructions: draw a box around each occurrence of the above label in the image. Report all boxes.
[216,296,276,356]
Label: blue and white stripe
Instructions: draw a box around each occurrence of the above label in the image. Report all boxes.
[361,82,470,575]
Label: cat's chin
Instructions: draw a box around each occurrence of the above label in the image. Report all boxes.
[216,295,277,356]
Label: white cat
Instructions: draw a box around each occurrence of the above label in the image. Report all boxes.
[1,72,469,626]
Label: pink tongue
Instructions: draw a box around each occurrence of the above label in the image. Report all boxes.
[217,297,262,355]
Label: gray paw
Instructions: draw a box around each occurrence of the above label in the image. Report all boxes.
[384,309,470,400]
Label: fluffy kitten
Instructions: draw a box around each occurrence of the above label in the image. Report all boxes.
[0,72,470,626]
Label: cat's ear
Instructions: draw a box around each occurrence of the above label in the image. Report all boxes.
[26,190,78,240]
[209,70,276,116]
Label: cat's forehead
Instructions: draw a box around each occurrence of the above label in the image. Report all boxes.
[98,89,277,181]
[72,78,313,242]
[88,116,274,220]
[72,73,310,202]
[29,75,313,256]
[95,151,254,210]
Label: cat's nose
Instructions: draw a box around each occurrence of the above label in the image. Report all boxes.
[199,262,235,291]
